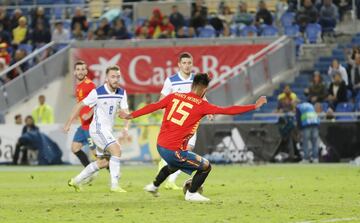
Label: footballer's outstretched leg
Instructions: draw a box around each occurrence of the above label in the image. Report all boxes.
[144,165,178,196]
[185,160,212,202]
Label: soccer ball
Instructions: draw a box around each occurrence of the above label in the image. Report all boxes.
[182,178,204,195]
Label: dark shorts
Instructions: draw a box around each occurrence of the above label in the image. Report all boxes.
[157,145,208,175]
[73,126,96,150]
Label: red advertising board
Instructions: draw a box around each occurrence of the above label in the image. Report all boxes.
[73,44,267,94]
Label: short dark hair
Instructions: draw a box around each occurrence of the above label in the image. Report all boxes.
[178,52,192,62]
[192,73,211,88]
[106,65,120,74]
[74,60,86,69]
[14,114,22,120]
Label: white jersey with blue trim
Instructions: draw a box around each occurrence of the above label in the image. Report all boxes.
[83,84,128,132]
[160,72,195,96]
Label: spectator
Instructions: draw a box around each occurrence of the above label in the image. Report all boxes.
[208,13,224,35]
[31,22,51,48]
[94,18,111,40]
[190,9,206,31]
[327,72,347,109]
[348,53,360,96]
[12,115,39,165]
[277,85,298,112]
[0,43,11,65]
[296,0,318,31]
[10,9,23,30]
[328,59,348,86]
[191,0,207,19]
[0,58,8,85]
[255,0,273,26]
[233,2,253,26]
[346,45,360,71]
[31,7,50,30]
[14,114,23,125]
[169,5,185,32]
[296,102,320,163]
[110,18,129,40]
[0,7,11,32]
[149,8,163,29]
[0,23,12,45]
[7,49,28,81]
[218,5,233,26]
[319,0,338,30]
[304,71,327,103]
[154,16,175,39]
[71,7,88,32]
[334,0,351,21]
[135,20,154,39]
[32,95,54,124]
[276,0,289,22]
[52,21,70,42]
[71,22,86,40]
[12,16,30,46]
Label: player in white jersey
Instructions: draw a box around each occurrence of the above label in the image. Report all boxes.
[64,65,129,193]
[158,52,213,190]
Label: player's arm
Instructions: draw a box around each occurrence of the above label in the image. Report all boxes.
[64,101,86,132]
[64,89,97,132]
[202,96,214,121]
[202,96,267,115]
[119,95,172,120]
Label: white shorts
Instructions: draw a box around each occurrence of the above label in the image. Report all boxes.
[188,132,197,148]
[90,128,116,157]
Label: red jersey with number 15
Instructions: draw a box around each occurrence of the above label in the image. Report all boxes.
[76,77,96,130]
[131,92,256,151]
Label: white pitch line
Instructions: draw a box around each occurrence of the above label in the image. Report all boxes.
[294,217,359,223]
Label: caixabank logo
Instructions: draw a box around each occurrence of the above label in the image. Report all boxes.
[0,136,14,163]
[73,44,266,93]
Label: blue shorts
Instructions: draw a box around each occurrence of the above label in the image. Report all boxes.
[73,127,96,150]
[157,145,208,175]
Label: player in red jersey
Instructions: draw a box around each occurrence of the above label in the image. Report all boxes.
[119,73,267,201]
[72,61,96,167]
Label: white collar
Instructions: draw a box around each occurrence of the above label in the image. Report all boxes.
[177,72,193,81]
[104,83,116,95]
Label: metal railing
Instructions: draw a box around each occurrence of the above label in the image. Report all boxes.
[0,42,70,112]
[206,35,295,107]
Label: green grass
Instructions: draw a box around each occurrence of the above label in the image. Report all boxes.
[0,164,360,223]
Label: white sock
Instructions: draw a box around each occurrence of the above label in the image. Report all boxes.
[109,156,121,188]
[168,170,182,183]
[74,162,99,184]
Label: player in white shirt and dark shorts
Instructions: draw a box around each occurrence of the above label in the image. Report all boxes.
[64,65,130,193]
[159,52,212,190]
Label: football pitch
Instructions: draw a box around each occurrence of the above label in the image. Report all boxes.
[0,164,359,223]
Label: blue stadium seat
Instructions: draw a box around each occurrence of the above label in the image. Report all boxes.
[305,23,322,44]
[37,0,54,4]
[18,44,33,55]
[280,12,295,28]
[69,0,85,4]
[284,24,300,37]
[230,24,239,36]
[261,25,278,36]
[335,102,354,112]
[121,16,133,32]
[198,26,216,38]
[136,17,147,27]
[240,25,257,37]
[54,8,63,20]
[253,116,279,123]
[63,20,71,30]
[322,102,329,112]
